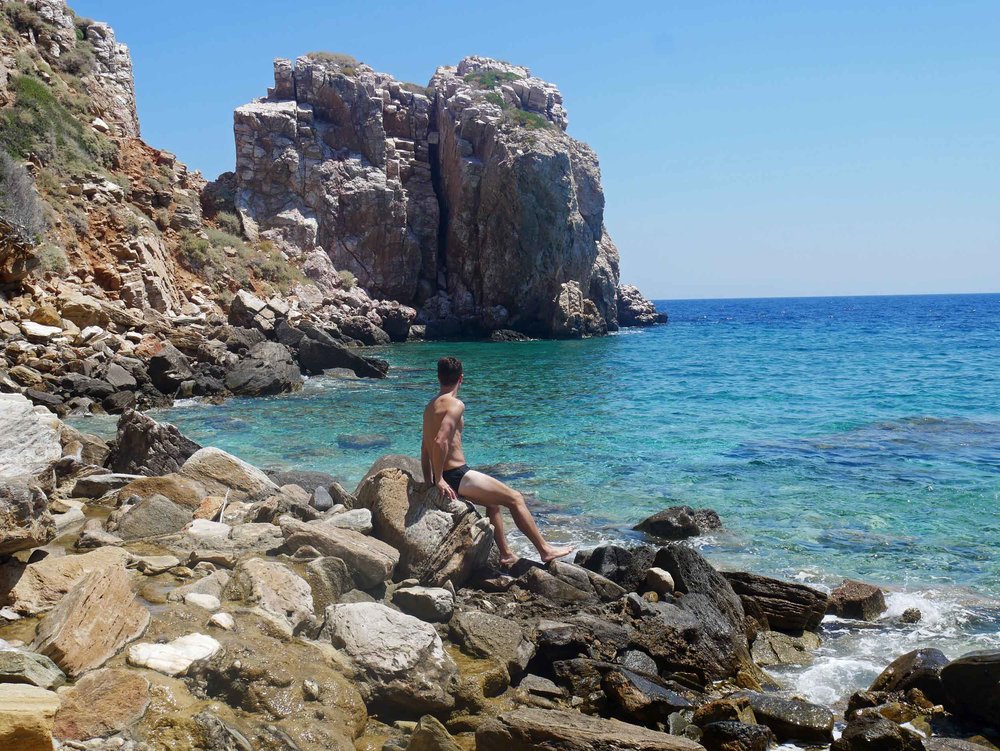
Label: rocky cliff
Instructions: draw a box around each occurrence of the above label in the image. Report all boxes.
[231,53,664,338]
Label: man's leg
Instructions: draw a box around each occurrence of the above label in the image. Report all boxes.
[485,506,517,567]
[458,470,573,563]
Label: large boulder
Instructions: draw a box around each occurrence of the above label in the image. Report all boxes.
[634,506,721,540]
[322,602,458,713]
[0,480,54,556]
[108,494,193,540]
[0,547,131,615]
[827,580,887,621]
[146,341,193,394]
[223,557,313,632]
[0,683,61,751]
[224,341,303,396]
[618,284,667,327]
[735,692,834,744]
[476,707,704,751]
[356,467,493,587]
[107,409,201,475]
[297,330,389,379]
[31,563,150,678]
[575,544,656,593]
[280,517,399,589]
[940,649,1000,724]
[450,610,534,679]
[723,571,829,632]
[831,711,924,751]
[870,648,948,702]
[179,447,279,503]
[355,454,425,494]
[0,393,62,479]
[52,668,149,742]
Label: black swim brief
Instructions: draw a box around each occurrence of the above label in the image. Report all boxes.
[441,464,470,494]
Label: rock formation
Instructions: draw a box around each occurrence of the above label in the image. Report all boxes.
[231,53,665,337]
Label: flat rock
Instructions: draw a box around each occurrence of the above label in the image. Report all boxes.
[31,563,150,678]
[111,494,193,540]
[723,571,829,632]
[127,633,221,676]
[323,602,457,713]
[392,585,454,622]
[325,507,373,534]
[751,630,822,667]
[179,447,279,503]
[735,691,834,743]
[184,593,221,611]
[0,650,65,690]
[828,580,887,621]
[72,473,143,499]
[0,683,60,751]
[107,473,207,509]
[476,707,705,751]
[0,547,131,615]
[52,668,149,741]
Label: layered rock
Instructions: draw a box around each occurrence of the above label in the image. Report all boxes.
[232,54,664,337]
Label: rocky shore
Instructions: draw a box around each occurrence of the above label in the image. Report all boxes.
[2,401,998,751]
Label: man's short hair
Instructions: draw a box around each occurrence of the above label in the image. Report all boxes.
[438,356,463,386]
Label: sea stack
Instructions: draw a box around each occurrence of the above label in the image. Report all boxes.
[227,53,664,338]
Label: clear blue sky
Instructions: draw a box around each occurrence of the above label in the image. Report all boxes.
[75,0,1000,299]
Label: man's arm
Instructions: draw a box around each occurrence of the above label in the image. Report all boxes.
[431,403,462,500]
[420,442,432,486]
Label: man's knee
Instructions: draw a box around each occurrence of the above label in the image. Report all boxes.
[506,490,526,510]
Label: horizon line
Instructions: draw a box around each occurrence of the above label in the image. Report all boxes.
[649,290,1000,303]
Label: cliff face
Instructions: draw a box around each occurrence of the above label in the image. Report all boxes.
[232,54,662,337]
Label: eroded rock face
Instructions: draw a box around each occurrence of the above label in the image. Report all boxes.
[233,54,664,337]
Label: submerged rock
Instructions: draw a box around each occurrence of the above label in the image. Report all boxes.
[634,505,721,540]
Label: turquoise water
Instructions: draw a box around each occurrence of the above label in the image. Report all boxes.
[116,292,1000,704]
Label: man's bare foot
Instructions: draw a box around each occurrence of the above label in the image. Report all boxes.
[499,553,520,568]
[540,546,575,564]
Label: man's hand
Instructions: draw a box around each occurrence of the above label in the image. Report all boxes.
[436,480,458,502]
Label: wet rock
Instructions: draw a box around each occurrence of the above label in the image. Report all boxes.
[179,447,279,503]
[828,580,887,621]
[0,651,65,690]
[601,666,692,723]
[305,556,353,611]
[700,721,773,751]
[450,610,534,679]
[0,683,60,751]
[146,341,192,393]
[736,691,834,743]
[692,696,757,726]
[31,563,150,678]
[357,468,493,587]
[831,710,924,751]
[0,393,62,479]
[392,585,455,622]
[575,544,657,592]
[634,505,722,540]
[751,630,822,667]
[406,714,462,751]
[723,571,829,632]
[476,707,704,751]
[280,517,399,588]
[224,341,303,396]
[870,648,948,703]
[52,668,149,741]
[338,433,392,450]
[223,557,313,632]
[107,409,201,475]
[1,546,131,615]
[0,480,54,556]
[901,608,922,624]
[110,493,193,539]
[297,330,389,378]
[323,602,458,714]
[940,649,1000,724]
[169,569,231,602]
[127,632,221,676]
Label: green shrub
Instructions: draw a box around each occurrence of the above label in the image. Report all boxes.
[252,248,304,290]
[338,269,357,289]
[214,210,242,236]
[0,149,45,245]
[463,70,521,89]
[36,243,68,274]
[177,231,221,274]
[4,2,44,34]
[400,81,433,98]
[505,108,550,130]
[0,74,117,174]
[56,43,95,76]
[205,227,245,249]
[485,91,506,109]
[307,51,358,67]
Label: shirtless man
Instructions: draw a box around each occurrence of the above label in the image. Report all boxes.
[421,356,573,566]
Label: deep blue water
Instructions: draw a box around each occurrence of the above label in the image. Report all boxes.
[117,292,1000,703]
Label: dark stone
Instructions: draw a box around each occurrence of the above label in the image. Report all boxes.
[274,319,305,348]
[575,544,657,593]
[147,342,193,394]
[940,649,1000,725]
[60,374,115,399]
[224,341,302,396]
[870,648,948,703]
[337,433,391,450]
[601,666,692,724]
[828,580,887,621]
[634,505,722,540]
[107,409,201,476]
[218,325,267,354]
[723,571,829,632]
[103,362,137,390]
[701,722,773,751]
[831,711,924,751]
[102,390,136,413]
[378,306,412,343]
[520,567,596,605]
[489,329,532,342]
[737,691,834,743]
[618,649,659,677]
[297,331,388,379]
[340,316,391,346]
[25,388,64,409]
[450,610,534,679]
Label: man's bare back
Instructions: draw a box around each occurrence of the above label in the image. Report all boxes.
[421,356,572,566]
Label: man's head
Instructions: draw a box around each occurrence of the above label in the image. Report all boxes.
[437,356,463,388]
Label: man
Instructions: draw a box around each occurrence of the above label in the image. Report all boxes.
[421,356,573,566]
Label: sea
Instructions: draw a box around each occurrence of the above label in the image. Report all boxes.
[87,293,1000,708]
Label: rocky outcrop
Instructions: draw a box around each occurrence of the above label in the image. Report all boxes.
[232,54,664,338]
